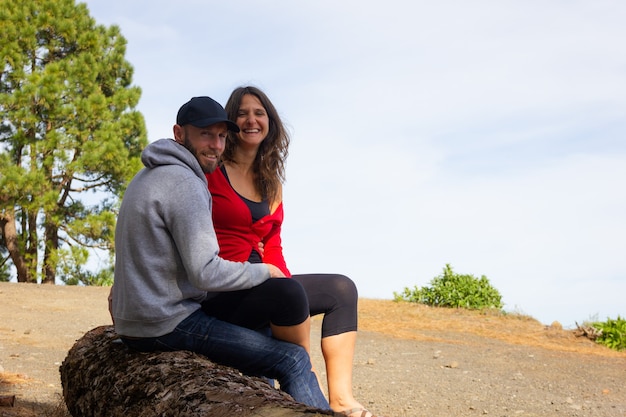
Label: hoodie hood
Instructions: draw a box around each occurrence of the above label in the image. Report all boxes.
[141,138,206,183]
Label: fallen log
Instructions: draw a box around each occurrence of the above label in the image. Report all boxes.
[60,326,336,417]
[573,322,603,341]
[0,395,16,407]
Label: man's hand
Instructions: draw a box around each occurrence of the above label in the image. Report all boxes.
[107,287,115,325]
[265,263,286,278]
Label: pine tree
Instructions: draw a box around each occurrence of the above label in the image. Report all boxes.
[0,0,147,284]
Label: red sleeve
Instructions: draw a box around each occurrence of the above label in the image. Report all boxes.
[258,203,291,277]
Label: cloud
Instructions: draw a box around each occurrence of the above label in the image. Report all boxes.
[81,0,626,326]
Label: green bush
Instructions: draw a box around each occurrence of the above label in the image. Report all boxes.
[394,264,503,310]
[592,316,626,351]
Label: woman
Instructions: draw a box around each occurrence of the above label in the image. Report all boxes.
[203,86,381,417]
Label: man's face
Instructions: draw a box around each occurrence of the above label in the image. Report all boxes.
[174,123,227,173]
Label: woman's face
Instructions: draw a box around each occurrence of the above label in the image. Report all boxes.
[235,94,269,147]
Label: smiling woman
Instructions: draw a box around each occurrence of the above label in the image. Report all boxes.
[202,86,384,417]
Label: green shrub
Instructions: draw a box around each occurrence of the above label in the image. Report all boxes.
[592,316,626,351]
[394,264,503,310]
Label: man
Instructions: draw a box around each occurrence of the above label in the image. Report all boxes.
[110,96,329,409]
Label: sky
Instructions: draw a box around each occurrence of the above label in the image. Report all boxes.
[81,0,626,328]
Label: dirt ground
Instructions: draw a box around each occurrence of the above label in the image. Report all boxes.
[1,282,625,417]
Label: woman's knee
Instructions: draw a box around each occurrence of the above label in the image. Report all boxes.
[267,279,310,326]
[331,274,358,304]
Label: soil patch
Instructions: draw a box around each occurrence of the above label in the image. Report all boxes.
[1,282,625,416]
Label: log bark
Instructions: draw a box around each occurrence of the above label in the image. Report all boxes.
[0,395,16,407]
[60,326,336,417]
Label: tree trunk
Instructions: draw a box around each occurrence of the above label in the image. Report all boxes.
[60,326,338,417]
[42,221,57,284]
[0,209,31,282]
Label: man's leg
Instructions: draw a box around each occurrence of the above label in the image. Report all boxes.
[123,309,329,410]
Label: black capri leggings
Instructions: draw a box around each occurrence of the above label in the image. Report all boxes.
[292,273,358,338]
[201,274,358,338]
[201,278,309,329]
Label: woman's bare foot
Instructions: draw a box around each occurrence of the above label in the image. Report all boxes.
[338,407,381,417]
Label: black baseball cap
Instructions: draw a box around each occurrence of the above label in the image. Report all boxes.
[176,96,240,132]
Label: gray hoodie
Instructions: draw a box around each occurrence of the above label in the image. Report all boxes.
[112,139,270,337]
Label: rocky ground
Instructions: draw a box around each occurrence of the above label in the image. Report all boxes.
[1,282,625,417]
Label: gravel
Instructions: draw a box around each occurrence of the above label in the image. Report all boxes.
[1,282,625,417]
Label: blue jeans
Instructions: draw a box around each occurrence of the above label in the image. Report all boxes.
[121,309,329,410]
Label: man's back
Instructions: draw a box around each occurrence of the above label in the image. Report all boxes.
[112,139,268,338]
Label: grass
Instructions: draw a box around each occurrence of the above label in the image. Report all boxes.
[357,299,625,357]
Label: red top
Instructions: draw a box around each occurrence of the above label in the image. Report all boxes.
[206,169,291,276]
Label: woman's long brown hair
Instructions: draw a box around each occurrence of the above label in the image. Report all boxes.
[223,86,290,204]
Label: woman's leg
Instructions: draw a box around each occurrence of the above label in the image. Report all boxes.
[271,315,313,356]
[271,314,321,391]
[291,274,368,414]
[321,331,360,410]
[201,278,312,354]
